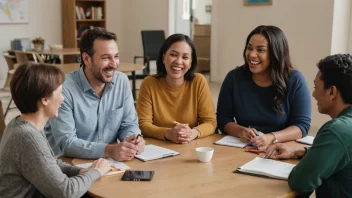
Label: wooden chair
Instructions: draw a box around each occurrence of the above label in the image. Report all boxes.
[0,100,6,140]
[14,51,30,64]
[14,51,44,64]
[3,55,16,89]
[3,69,15,118]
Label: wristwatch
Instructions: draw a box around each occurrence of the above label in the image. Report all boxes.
[271,132,278,144]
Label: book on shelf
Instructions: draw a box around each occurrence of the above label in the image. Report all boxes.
[75,6,81,19]
[79,7,86,19]
[85,7,92,19]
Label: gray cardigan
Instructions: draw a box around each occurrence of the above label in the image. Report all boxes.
[0,117,101,198]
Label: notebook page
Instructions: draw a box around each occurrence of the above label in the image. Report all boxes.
[215,135,247,148]
[239,157,296,180]
[135,144,179,161]
[76,158,130,176]
[296,136,315,145]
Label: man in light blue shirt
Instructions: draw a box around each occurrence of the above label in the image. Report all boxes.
[45,27,145,161]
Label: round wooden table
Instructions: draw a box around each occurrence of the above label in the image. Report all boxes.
[69,134,302,198]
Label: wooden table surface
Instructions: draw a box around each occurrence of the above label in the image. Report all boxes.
[65,134,304,198]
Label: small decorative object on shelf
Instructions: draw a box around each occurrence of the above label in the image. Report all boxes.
[32,37,45,51]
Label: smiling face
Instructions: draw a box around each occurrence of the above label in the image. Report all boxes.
[245,34,270,75]
[163,41,192,81]
[312,71,333,115]
[84,39,120,84]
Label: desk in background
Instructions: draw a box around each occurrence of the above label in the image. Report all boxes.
[9,48,80,64]
[51,63,143,99]
[8,62,143,100]
[65,134,302,198]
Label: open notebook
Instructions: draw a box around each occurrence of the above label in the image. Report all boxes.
[135,144,179,162]
[76,158,130,176]
[215,135,247,148]
[235,157,296,180]
[296,136,315,145]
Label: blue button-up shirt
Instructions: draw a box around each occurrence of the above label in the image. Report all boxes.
[45,67,140,159]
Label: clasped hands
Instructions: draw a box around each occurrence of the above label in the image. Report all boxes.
[165,121,200,144]
[105,134,145,161]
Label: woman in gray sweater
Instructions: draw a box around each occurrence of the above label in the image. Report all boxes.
[0,63,114,198]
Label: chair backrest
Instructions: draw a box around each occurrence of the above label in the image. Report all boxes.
[4,55,16,70]
[14,51,30,64]
[141,30,165,61]
[0,100,6,139]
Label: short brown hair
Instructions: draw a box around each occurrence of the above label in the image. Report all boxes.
[79,27,117,67]
[10,63,65,114]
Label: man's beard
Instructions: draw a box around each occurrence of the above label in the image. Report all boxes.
[91,63,116,83]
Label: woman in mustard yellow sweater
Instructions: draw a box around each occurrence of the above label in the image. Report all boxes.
[136,34,216,143]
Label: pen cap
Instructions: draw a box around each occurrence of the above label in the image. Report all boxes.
[196,147,214,163]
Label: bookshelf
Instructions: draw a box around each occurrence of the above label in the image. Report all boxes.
[62,0,106,49]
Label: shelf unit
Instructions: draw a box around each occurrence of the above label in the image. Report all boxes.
[62,0,106,49]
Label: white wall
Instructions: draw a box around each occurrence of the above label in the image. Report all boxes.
[211,0,343,129]
[331,0,351,54]
[194,0,212,24]
[0,0,62,81]
[106,0,123,50]
[114,0,169,63]
[175,0,191,36]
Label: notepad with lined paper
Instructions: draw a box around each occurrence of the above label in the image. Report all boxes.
[296,136,315,145]
[135,144,179,162]
[235,157,296,180]
[214,135,247,148]
[76,158,130,176]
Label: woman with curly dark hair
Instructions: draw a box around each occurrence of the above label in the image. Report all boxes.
[217,25,311,148]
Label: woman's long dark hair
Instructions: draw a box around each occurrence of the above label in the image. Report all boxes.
[243,25,293,114]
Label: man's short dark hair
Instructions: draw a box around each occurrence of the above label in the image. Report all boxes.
[79,27,117,67]
[318,54,352,104]
[10,63,65,114]
[156,33,198,81]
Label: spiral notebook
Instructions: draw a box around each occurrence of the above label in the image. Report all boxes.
[135,144,179,162]
[235,157,296,180]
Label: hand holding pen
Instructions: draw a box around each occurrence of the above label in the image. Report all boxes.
[126,134,145,155]
[239,126,259,143]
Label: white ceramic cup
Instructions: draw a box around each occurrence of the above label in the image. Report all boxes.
[196,147,214,162]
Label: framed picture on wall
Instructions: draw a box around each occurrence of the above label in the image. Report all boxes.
[0,0,29,23]
[244,0,272,6]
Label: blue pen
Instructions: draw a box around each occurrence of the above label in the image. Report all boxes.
[244,126,259,148]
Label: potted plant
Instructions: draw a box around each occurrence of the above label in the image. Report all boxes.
[32,37,45,51]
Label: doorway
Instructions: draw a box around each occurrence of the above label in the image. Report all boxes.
[168,0,213,79]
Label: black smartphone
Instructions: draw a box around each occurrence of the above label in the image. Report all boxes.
[121,170,155,181]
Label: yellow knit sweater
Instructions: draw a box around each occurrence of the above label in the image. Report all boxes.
[136,73,216,140]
